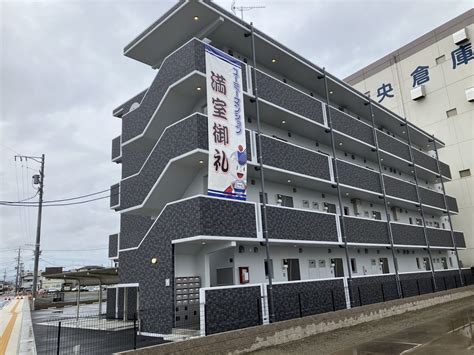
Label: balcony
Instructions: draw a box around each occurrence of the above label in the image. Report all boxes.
[390,223,426,246]
[427,228,466,248]
[330,107,374,145]
[111,136,122,163]
[254,70,325,125]
[383,175,417,202]
[108,234,119,259]
[110,183,120,210]
[413,149,452,179]
[337,160,381,193]
[265,205,338,242]
[257,135,332,182]
[344,216,389,244]
[377,131,411,162]
[119,113,208,211]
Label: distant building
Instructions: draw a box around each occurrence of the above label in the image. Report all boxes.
[40,267,65,291]
[345,9,473,266]
[106,0,472,336]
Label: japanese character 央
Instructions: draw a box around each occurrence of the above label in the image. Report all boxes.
[376,83,394,103]
[211,71,227,95]
[213,149,229,173]
[213,122,229,145]
[451,43,473,69]
[212,97,227,120]
[411,66,430,87]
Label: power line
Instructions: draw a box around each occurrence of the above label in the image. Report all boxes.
[0,188,110,204]
[0,194,116,207]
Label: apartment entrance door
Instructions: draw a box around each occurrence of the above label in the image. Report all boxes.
[379,258,389,274]
[284,259,301,281]
[331,258,344,277]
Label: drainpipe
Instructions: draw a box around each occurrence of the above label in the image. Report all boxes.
[247,22,275,323]
[365,98,401,298]
[318,68,353,304]
[430,135,463,286]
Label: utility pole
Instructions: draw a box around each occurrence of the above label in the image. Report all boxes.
[15,154,45,301]
[15,248,21,295]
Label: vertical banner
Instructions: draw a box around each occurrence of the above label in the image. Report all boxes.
[205,44,247,201]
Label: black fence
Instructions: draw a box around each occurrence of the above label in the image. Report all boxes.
[35,312,164,355]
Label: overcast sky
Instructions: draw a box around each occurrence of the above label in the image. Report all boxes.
[0,0,472,281]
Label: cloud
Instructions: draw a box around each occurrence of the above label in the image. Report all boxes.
[0,0,471,280]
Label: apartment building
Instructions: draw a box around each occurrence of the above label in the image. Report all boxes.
[345,9,473,266]
[106,0,472,336]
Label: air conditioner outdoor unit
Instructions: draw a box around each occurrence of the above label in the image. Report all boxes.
[465,87,474,102]
[411,85,426,101]
[452,28,469,45]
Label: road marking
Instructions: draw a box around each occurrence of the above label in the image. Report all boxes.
[0,299,20,354]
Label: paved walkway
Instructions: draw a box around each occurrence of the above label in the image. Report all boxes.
[0,297,37,355]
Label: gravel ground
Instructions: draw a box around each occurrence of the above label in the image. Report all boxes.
[250,296,474,354]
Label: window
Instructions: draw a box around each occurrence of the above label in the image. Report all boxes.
[416,257,421,269]
[435,55,446,64]
[449,257,453,267]
[372,211,382,220]
[264,259,273,279]
[446,108,457,117]
[277,194,294,207]
[324,202,337,213]
[343,206,350,216]
[409,217,413,225]
[459,169,471,178]
[350,258,357,273]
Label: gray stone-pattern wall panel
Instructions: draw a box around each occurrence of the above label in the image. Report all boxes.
[120,214,154,250]
[399,272,434,297]
[255,70,325,125]
[330,108,374,145]
[117,288,124,320]
[120,114,208,210]
[383,176,417,202]
[438,161,452,179]
[270,279,346,322]
[350,275,398,306]
[265,206,338,242]
[118,197,256,334]
[344,217,389,244]
[377,132,411,161]
[337,160,381,193]
[127,287,138,320]
[435,270,461,291]
[446,195,459,212]
[258,136,331,180]
[391,223,426,246]
[122,40,205,142]
[454,231,466,248]
[204,286,261,335]
[108,234,118,258]
[419,187,445,209]
[121,147,152,179]
[462,269,474,285]
[427,228,453,247]
[111,136,121,161]
[106,288,116,319]
[114,89,147,117]
[110,184,120,208]
[245,130,252,162]
[412,149,438,173]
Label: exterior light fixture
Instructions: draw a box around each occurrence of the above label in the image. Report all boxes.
[338,142,343,146]
[196,87,202,91]
[271,58,277,63]
[329,91,334,94]
[402,131,406,134]
[193,16,199,21]
[345,192,349,196]
[201,241,206,245]
[380,158,384,161]
[287,179,292,183]
[281,120,286,124]
[151,257,158,264]
[199,160,204,164]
